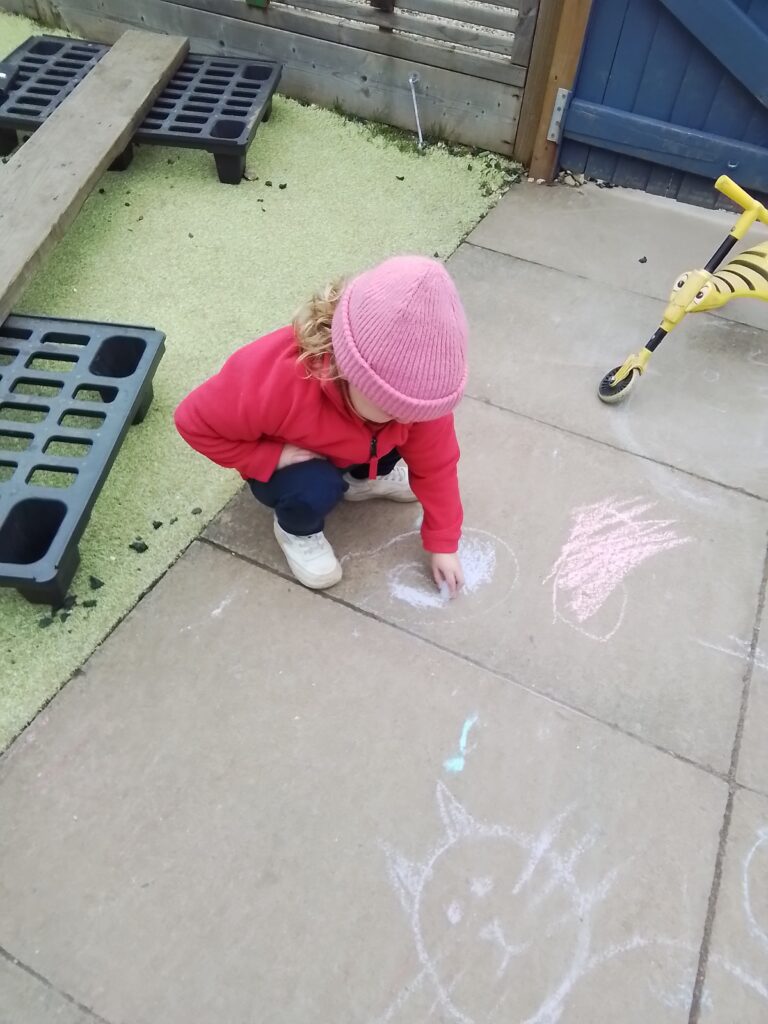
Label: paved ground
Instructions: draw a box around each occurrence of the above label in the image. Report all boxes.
[1,182,768,1023]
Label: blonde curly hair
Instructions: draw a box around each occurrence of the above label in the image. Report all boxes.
[293,278,346,379]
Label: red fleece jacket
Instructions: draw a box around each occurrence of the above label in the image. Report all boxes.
[174,327,463,553]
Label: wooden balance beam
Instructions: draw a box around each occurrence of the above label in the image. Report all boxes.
[0,29,188,325]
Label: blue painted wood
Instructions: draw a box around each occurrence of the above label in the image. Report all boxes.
[674,0,747,204]
[559,0,768,209]
[565,99,768,191]
[658,0,768,107]
[584,0,660,183]
[678,0,766,205]
[559,0,631,174]
[613,5,690,190]
[646,31,724,201]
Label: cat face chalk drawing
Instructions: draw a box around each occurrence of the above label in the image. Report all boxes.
[382,783,617,1023]
[377,789,768,1023]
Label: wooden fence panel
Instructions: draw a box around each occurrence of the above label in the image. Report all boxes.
[1,0,530,152]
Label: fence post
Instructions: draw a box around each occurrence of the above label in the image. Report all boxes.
[527,0,592,181]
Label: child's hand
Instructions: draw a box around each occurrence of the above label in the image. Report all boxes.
[278,444,323,469]
[431,552,465,599]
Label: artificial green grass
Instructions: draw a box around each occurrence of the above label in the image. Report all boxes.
[0,12,517,748]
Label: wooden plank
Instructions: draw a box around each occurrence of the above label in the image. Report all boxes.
[563,98,768,192]
[528,0,591,180]
[398,0,519,35]
[168,0,527,85]
[508,0,539,65]
[17,0,520,153]
[644,17,717,201]
[559,0,629,175]
[0,29,187,325]
[428,0,529,10]
[0,0,524,84]
[149,0,519,56]
[258,0,519,56]
[513,0,562,166]
[583,0,659,189]
[676,0,763,207]
[611,0,685,192]
[658,0,768,109]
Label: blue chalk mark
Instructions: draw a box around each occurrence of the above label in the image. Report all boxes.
[443,714,479,773]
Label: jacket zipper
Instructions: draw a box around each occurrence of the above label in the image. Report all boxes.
[368,435,379,480]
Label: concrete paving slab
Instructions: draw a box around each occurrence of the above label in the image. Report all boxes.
[0,542,727,1024]
[450,242,768,498]
[471,183,768,332]
[0,956,95,1024]
[698,789,768,1022]
[205,398,767,772]
[737,614,768,795]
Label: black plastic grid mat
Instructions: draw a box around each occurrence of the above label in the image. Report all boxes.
[0,314,165,604]
[0,35,281,183]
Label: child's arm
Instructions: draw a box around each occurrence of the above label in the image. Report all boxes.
[174,347,285,482]
[399,415,463,554]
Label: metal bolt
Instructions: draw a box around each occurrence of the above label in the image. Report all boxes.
[408,72,425,150]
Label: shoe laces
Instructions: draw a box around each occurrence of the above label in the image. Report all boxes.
[386,464,409,484]
[294,532,328,556]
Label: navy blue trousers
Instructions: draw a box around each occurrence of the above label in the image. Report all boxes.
[249,449,401,536]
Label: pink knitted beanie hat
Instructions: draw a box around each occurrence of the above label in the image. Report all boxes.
[331,256,468,422]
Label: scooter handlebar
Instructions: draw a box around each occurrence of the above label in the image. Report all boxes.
[715,175,768,223]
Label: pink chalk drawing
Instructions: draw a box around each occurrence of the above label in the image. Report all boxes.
[544,497,691,642]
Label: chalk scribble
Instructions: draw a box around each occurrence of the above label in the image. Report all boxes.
[342,528,519,625]
[443,715,479,774]
[695,635,768,673]
[545,497,691,642]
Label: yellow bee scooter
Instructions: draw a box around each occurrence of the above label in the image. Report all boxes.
[598,175,768,404]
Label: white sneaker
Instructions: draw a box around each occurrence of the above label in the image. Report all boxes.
[344,463,418,503]
[273,520,343,590]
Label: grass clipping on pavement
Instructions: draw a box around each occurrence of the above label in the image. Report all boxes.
[0,11,519,748]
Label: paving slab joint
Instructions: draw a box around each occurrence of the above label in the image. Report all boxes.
[0,943,113,1023]
[687,532,768,1022]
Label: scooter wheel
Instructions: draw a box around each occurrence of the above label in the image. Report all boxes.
[598,366,638,404]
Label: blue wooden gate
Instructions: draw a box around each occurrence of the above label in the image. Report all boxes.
[560,0,768,207]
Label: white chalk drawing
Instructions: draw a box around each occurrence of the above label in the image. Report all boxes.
[695,635,768,673]
[211,595,232,618]
[743,827,768,955]
[648,975,713,1014]
[374,785,768,1023]
[342,528,519,625]
[376,782,623,1023]
[389,534,497,610]
[544,497,691,642]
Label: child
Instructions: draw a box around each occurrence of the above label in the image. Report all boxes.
[174,256,468,594]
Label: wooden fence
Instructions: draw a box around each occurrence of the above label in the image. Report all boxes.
[1,0,543,153]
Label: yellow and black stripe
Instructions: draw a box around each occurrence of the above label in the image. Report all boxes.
[715,241,768,298]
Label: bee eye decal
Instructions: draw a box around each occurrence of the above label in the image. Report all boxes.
[674,273,689,291]
[693,285,710,305]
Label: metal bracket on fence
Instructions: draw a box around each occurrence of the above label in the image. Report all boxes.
[408,72,425,150]
[547,87,571,144]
